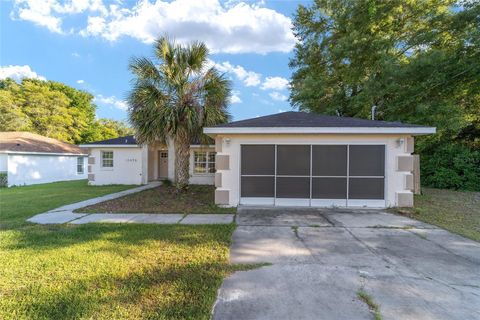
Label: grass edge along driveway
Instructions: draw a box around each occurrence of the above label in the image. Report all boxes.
[0,180,252,320]
[394,187,480,242]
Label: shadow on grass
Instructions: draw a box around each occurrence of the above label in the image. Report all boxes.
[3,223,235,253]
[1,223,263,319]
[4,261,248,320]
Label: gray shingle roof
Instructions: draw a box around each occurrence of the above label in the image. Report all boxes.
[83,135,212,146]
[82,135,138,145]
[213,111,425,128]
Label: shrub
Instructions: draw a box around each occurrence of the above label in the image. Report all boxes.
[421,144,480,191]
[161,178,173,187]
[0,172,7,187]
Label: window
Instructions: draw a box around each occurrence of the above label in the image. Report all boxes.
[194,151,216,174]
[77,157,84,174]
[101,151,114,168]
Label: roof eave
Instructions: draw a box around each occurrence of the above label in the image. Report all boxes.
[0,150,88,156]
[79,144,141,148]
[203,127,436,136]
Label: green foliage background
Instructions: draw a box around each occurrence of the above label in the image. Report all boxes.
[290,0,479,190]
[0,78,133,144]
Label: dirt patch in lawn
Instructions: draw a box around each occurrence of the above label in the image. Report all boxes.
[75,184,236,214]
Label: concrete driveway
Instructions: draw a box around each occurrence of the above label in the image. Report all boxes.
[213,207,480,320]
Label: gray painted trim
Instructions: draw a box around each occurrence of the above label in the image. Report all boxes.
[216,154,230,170]
[397,155,414,172]
[396,192,413,207]
[215,172,222,187]
[215,189,229,205]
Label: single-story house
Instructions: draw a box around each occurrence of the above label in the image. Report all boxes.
[81,111,436,208]
[0,132,88,187]
[80,136,216,186]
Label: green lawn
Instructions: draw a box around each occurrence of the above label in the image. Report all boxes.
[0,180,135,229]
[76,184,236,214]
[395,187,480,242]
[0,180,247,319]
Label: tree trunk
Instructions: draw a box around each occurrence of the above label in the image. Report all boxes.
[174,128,190,190]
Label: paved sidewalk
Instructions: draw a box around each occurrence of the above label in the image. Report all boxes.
[27,181,235,225]
[47,181,162,213]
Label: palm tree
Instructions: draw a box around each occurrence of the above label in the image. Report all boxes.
[128,37,231,190]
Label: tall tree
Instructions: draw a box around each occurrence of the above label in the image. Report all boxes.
[128,37,231,189]
[0,78,133,144]
[290,0,480,190]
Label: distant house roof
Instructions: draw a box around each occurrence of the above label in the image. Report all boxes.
[81,135,138,146]
[204,111,436,135]
[81,135,213,147]
[0,132,87,155]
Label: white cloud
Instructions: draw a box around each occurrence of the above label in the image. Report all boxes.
[0,65,46,81]
[11,0,295,54]
[76,79,85,84]
[230,90,242,104]
[11,0,107,34]
[71,52,80,58]
[213,60,261,87]
[269,91,288,101]
[261,76,289,91]
[94,94,128,111]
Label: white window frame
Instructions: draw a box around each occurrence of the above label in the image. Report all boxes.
[77,157,84,174]
[193,151,216,175]
[101,151,114,169]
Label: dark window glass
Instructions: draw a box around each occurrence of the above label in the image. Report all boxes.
[241,145,275,175]
[349,145,385,176]
[312,145,347,176]
[312,177,347,199]
[241,177,274,197]
[276,177,310,198]
[348,178,384,199]
[277,145,310,176]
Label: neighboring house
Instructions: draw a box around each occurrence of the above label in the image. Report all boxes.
[204,111,436,208]
[0,132,88,187]
[80,136,216,186]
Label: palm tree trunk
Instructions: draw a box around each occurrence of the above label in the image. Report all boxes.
[174,128,190,190]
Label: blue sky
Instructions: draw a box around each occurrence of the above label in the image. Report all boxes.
[0,0,309,122]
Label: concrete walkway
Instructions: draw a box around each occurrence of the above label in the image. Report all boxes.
[27,182,234,225]
[213,207,480,320]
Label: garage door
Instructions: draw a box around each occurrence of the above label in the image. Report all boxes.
[240,144,385,207]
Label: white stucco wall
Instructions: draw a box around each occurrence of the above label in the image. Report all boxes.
[215,134,413,208]
[6,154,87,187]
[0,154,7,172]
[88,147,145,185]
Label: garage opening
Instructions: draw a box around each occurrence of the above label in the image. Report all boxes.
[240,144,385,207]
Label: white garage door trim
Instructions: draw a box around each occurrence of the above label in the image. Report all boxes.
[239,143,387,208]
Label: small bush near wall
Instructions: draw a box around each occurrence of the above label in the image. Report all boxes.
[421,144,480,191]
[0,172,7,188]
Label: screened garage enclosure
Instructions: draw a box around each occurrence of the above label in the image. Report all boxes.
[204,111,436,208]
[240,144,385,207]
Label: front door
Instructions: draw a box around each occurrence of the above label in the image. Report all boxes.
[158,151,168,179]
